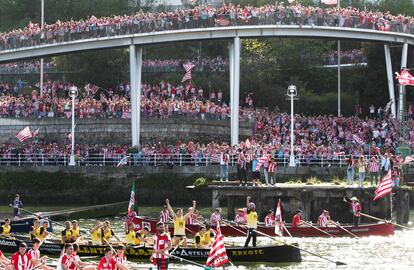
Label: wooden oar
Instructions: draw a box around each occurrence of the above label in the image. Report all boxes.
[303,221,335,238]
[360,212,413,230]
[331,222,358,238]
[166,253,211,270]
[221,220,347,266]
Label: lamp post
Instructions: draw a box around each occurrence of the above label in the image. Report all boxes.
[40,0,44,96]
[68,86,78,166]
[287,85,297,167]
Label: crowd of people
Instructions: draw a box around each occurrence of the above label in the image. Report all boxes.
[324,49,366,65]
[0,60,56,74]
[143,56,228,72]
[1,3,414,51]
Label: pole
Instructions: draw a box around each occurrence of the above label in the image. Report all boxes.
[384,44,397,117]
[40,0,44,96]
[398,43,408,121]
[337,40,341,116]
[289,94,295,167]
[130,45,142,147]
[231,37,240,146]
[390,192,393,221]
[69,92,76,166]
[229,42,234,145]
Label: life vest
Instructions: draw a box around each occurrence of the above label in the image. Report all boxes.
[246,211,258,229]
[1,224,11,235]
[30,226,42,240]
[102,228,113,243]
[195,233,205,248]
[173,216,186,236]
[203,229,213,245]
[125,231,139,246]
[61,229,73,244]
[91,228,102,245]
[71,227,80,239]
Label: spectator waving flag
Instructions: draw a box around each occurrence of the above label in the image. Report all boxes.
[206,224,229,268]
[322,0,338,5]
[128,180,136,214]
[353,134,364,145]
[373,170,393,200]
[117,156,130,168]
[395,69,414,86]
[16,127,33,142]
[182,63,195,83]
[255,155,269,171]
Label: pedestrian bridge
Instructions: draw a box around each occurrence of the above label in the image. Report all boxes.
[0,25,413,63]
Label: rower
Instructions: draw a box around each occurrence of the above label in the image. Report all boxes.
[72,243,97,270]
[9,194,22,219]
[61,221,73,244]
[150,222,172,270]
[194,225,212,248]
[102,220,122,245]
[97,247,124,270]
[264,209,275,227]
[90,221,103,246]
[244,196,258,247]
[39,220,51,241]
[0,249,10,270]
[113,245,129,270]
[27,238,54,270]
[209,208,222,227]
[291,209,305,228]
[204,224,215,245]
[60,243,78,270]
[70,220,81,242]
[29,218,42,241]
[344,197,362,227]
[186,206,197,225]
[317,210,331,228]
[10,242,31,270]
[165,198,196,247]
[234,208,247,225]
[159,205,170,223]
[125,222,139,246]
[0,218,12,238]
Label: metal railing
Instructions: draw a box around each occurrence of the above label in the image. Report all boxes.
[1,11,413,51]
[0,153,382,168]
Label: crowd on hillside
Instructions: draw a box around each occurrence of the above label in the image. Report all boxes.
[1,3,414,51]
[324,49,366,65]
[0,60,56,74]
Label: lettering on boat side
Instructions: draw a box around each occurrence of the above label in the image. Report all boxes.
[231,249,264,256]
[79,246,106,254]
[0,240,17,247]
[351,228,369,232]
[171,250,210,257]
[126,248,152,256]
[324,229,340,233]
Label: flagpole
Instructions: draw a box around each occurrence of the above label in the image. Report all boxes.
[390,191,393,221]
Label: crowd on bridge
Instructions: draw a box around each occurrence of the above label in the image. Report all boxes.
[1,3,414,51]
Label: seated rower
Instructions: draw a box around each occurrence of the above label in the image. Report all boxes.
[61,221,73,244]
[70,220,88,245]
[210,208,222,227]
[102,221,122,245]
[0,218,12,238]
[27,238,54,270]
[60,243,79,270]
[10,242,31,270]
[0,249,10,270]
[90,221,103,246]
[113,245,129,270]
[291,209,305,228]
[39,220,51,241]
[204,224,215,245]
[29,218,42,241]
[264,209,275,227]
[317,210,331,228]
[97,247,126,270]
[72,243,97,270]
[234,208,247,226]
[194,226,213,249]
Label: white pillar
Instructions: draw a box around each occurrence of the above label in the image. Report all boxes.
[337,40,341,117]
[130,45,142,147]
[399,43,408,121]
[230,37,240,146]
[384,44,397,118]
[229,42,234,145]
[40,0,45,96]
[289,95,295,167]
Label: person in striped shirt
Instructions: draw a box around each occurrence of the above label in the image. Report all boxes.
[317,210,331,228]
[369,156,380,186]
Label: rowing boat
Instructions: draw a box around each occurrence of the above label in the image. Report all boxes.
[132,216,394,237]
[0,238,301,264]
[0,217,53,233]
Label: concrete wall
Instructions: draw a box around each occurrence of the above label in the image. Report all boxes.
[0,118,252,144]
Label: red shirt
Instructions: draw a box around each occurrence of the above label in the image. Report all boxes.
[11,252,32,270]
[153,232,171,259]
[97,257,116,270]
[61,254,77,270]
[352,202,362,217]
[291,214,302,228]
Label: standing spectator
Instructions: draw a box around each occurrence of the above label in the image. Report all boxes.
[408,103,413,120]
[357,156,366,188]
[380,153,391,178]
[219,149,229,182]
[9,194,23,218]
[346,155,355,186]
[237,149,247,186]
[369,104,375,119]
[369,156,380,186]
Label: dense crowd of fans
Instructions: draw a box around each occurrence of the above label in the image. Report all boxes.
[0,60,56,74]
[324,49,366,65]
[1,3,414,51]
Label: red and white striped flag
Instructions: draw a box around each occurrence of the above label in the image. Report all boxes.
[183,63,195,73]
[32,128,39,137]
[395,69,414,86]
[182,72,192,83]
[16,127,33,142]
[322,0,338,5]
[117,156,130,168]
[210,153,221,164]
[206,224,229,268]
[255,155,269,171]
[404,156,414,164]
[353,134,365,145]
[245,139,251,149]
[275,199,283,236]
[373,170,393,201]
[128,180,136,214]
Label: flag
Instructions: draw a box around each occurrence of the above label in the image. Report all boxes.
[206,224,229,268]
[353,134,365,145]
[404,156,414,164]
[67,132,72,140]
[16,127,33,142]
[255,155,269,171]
[32,128,39,137]
[181,71,192,83]
[128,180,136,214]
[395,69,414,86]
[210,154,221,164]
[117,155,130,168]
[245,139,251,149]
[322,0,338,5]
[373,170,393,200]
[275,199,283,236]
[183,63,195,73]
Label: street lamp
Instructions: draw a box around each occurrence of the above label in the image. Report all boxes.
[68,86,78,166]
[287,85,297,167]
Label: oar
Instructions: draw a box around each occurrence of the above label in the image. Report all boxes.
[166,253,211,270]
[222,220,346,266]
[360,212,413,230]
[303,221,335,238]
[171,238,186,253]
[331,222,358,238]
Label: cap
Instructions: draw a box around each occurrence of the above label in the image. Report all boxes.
[236,208,244,212]
[249,202,256,209]
[350,197,358,201]
[215,207,221,212]
[296,209,303,213]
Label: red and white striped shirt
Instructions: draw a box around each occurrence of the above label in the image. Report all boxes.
[11,252,32,270]
[153,233,171,259]
[61,254,77,270]
[159,210,170,223]
[268,162,277,173]
[234,214,246,225]
[369,158,379,173]
[27,249,40,269]
[352,202,361,217]
[317,215,328,227]
[210,212,221,226]
[113,253,127,269]
[264,215,275,227]
[186,213,196,225]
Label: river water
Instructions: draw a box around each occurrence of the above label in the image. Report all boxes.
[68,210,414,270]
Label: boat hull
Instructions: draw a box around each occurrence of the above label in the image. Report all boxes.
[0,217,53,233]
[132,216,394,237]
[0,238,301,264]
